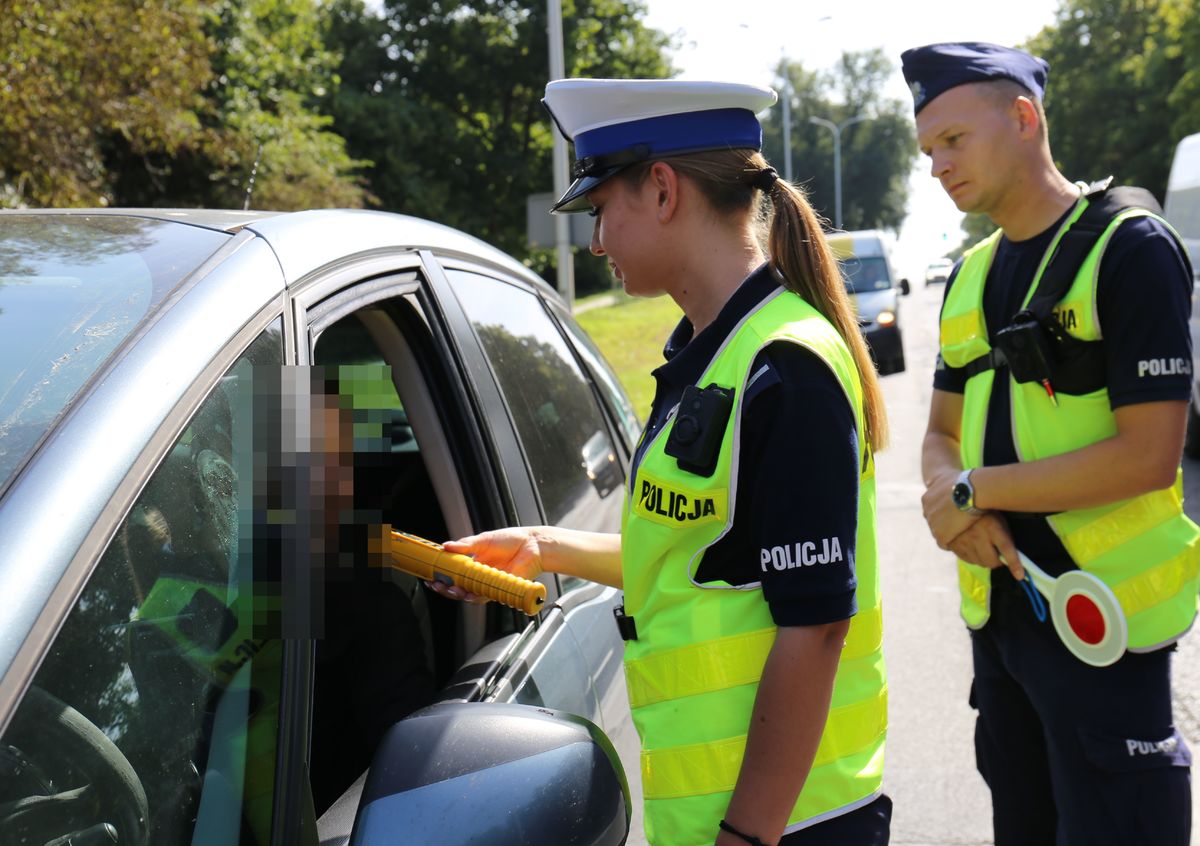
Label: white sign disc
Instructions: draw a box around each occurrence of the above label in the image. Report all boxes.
[1014,552,1129,668]
[1048,570,1128,667]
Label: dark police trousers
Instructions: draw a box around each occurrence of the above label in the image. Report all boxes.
[970,570,1192,845]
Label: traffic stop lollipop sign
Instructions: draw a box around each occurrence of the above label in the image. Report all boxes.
[1012,551,1128,667]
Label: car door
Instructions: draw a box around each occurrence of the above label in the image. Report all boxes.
[289,252,598,844]
[437,262,645,841]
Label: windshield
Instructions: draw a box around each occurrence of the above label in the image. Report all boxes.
[839,256,894,294]
[0,215,231,492]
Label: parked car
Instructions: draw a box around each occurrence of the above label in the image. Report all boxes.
[924,257,954,286]
[1164,133,1200,459]
[0,209,645,846]
[827,229,907,375]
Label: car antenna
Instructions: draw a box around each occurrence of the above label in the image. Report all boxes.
[243,143,263,211]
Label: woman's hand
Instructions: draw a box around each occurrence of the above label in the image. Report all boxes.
[426,528,547,604]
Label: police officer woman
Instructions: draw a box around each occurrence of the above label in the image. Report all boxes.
[439,79,891,846]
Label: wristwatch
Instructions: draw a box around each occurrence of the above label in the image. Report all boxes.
[951,469,984,515]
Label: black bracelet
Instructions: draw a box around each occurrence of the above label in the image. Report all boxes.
[718,819,770,846]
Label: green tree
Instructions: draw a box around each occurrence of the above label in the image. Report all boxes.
[1163,0,1200,148]
[0,0,367,210]
[763,50,917,234]
[112,0,368,210]
[1027,0,1188,202]
[0,0,211,207]
[322,0,673,291]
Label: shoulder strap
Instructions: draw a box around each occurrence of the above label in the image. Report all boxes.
[1025,180,1162,320]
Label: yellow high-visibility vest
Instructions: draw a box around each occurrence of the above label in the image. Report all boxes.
[621,287,886,845]
[939,197,1200,649]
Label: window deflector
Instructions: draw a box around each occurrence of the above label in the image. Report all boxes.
[305,273,420,336]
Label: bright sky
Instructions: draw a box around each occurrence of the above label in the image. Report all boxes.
[640,0,1063,281]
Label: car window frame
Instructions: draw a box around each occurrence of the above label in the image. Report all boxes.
[438,262,626,526]
[293,260,563,627]
[422,254,545,525]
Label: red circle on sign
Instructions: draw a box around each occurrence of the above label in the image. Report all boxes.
[1066,593,1106,644]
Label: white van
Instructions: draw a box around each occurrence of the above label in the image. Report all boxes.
[826,229,908,375]
[1165,131,1200,276]
[1164,132,1200,456]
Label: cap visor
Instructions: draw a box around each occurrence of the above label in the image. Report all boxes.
[551,168,623,214]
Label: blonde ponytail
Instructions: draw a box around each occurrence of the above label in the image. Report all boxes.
[616,149,889,452]
[763,164,889,452]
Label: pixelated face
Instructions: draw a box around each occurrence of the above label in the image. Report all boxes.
[311,394,355,521]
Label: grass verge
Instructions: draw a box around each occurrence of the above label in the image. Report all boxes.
[575,292,682,421]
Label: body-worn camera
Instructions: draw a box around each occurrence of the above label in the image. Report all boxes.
[994,310,1056,386]
[664,383,735,477]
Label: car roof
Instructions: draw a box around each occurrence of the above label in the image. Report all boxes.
[2,208,556,297]
[826,229,890,259]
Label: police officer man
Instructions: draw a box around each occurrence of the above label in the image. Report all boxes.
[905,42,1196,844]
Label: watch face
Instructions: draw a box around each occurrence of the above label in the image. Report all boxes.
[952,482,970,508]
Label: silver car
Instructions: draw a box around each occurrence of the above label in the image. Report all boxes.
[0,209,643,845]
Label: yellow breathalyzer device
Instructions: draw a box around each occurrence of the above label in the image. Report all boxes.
[382,527,546,616]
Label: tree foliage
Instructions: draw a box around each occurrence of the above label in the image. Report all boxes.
[1027,0,1189,202]
[0,0,211,207]
[117,0,369,210]
[1,0,367,209]
[762,49,917,234]
[323,0,674,261]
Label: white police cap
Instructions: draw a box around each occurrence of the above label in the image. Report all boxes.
[543,78,778,213]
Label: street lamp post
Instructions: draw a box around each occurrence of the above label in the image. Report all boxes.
[782,79,792,183]
[547,0,575,309]
[808,114,870,230]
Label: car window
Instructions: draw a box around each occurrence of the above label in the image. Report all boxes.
[308,297,509,814]
[553,308,642,452]
[839,256,894,293]
[0,215,231,494]
[447,270,624,532]
[0,323,284,846]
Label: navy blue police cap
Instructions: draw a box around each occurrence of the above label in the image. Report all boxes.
[900,42,1049,116]
[542,78,777,213]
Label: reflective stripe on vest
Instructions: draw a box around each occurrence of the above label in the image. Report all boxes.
[641,686,888,800]
[625,605,884,709]
[621,287,886,844]
[939,197,1200,648]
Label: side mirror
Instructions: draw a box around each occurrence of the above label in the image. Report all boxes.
[349,702,630,846]
[898,278,911,295]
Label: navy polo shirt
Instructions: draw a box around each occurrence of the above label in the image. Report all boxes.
[934,213,1194,574]
[633,265,860,626]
